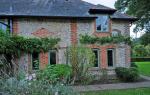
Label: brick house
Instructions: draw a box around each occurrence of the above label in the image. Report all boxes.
[0,0,136,73]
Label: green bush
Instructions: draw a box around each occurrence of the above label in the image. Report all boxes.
[0,78,75,95]
[37,64,72,84]
[131,62,138,68]
[115,67,139,82]
[131,57,150,62]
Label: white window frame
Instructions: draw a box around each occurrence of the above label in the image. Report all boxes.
[107,49,115,68]
[96,15,109,32]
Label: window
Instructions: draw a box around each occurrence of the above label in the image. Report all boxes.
[92,49,100,67]
[0,19,7,32]
[32,52,39,70]
[112,31,119,36]
[107,49,114,67]
[49,50,57,65]
[112,31,120,36]
[96,15,109,32]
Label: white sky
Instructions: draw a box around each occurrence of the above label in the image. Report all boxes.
[83,0,144,38]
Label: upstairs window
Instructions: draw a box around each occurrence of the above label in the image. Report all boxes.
[112,31,120,36]
[96,15,109,32]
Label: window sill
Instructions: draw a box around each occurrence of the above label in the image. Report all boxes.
[107,67,115,70]
[96,31,110,33]
[89,67,100,71]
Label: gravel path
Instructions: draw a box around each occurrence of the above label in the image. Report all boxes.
[73,75,150,92]
[73,81,150,92]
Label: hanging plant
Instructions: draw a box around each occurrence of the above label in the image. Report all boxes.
[80,34,132,45]
[0,30,60,56]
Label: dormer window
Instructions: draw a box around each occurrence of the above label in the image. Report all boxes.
[96,15,109,32]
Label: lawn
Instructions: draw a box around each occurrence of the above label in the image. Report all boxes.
[82,88,150,95]
[135,62,150,76]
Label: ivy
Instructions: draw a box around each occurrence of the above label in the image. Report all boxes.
[0,30,60,56]
[80,34,132,45]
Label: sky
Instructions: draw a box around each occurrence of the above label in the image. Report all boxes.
[83,0,144,38]
[83,0,117,8]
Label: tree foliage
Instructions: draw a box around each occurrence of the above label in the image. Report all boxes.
[140,32,150,46]
[132,44,148,57]
[115,0,150,32]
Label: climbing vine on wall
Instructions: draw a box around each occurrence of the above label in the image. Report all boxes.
[0,30,60,57]
[80,34,132,45]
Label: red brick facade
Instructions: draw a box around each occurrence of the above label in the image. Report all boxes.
[70,20,77,45]
[32,28,55,38]
[88,44,116,69]
[12,19,19,35]
[12,18,131,72]
[39,52,49,69]
[31,28,51,69]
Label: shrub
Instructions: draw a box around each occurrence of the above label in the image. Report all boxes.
[131,62,138,68]
[131,57,150,62]
[115,67,139,82]
[0,78,75,95]
[67,45,95,84]
[37,64,72,84]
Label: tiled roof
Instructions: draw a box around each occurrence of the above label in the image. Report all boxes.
[0,0,136,21]
[111,11,137,21]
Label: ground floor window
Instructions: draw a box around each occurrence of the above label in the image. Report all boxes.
[107,49,114,67]
[49,50,57,65]
[32,52,39,70]
[92,49,100,67]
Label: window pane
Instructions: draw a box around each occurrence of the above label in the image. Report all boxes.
[32,52,39,70]
[92,49,99,67]
[112,31,119,36]
[107,49,114,67]
[0,20,7,32]
[49,51,56,65]
[0,23,7,31]
[96,15,109,32]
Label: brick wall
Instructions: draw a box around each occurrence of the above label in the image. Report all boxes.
[14,17,131,72]
[12,19,19,35]
[16,18,71,72]
[39,52,49,69]
[77,19,131,69]
[112,21,131,67]
[71,20,77,44]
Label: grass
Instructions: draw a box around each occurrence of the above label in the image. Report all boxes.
[135,62,150,76]
[82,88,150,95]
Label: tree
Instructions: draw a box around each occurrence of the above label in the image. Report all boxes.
[67,45,95,84]
[145,44,150,57]
[115,0,150,32]
[133,44,147,57]
[140,32,150,46]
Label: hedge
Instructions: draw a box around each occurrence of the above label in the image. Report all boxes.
[131,57,150,62]
[115,67,139,82]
